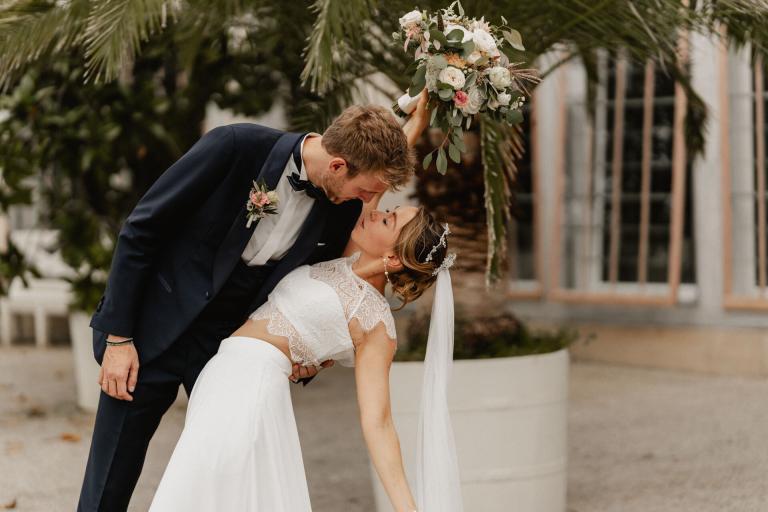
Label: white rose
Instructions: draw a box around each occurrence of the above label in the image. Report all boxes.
[463,86,485,115]
[488,66,512,89]
[438,66,466,90]
[444,23,473,43]
[472,28,497,54]
[497,92,512,106]
[399,10,422,28]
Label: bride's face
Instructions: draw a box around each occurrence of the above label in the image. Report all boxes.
[350,206,419,258]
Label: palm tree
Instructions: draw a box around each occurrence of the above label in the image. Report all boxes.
[2,0,768,286]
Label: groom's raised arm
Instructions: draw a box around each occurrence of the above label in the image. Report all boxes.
[91,125,236,338]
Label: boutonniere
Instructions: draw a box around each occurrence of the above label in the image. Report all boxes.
[246,180,279,228]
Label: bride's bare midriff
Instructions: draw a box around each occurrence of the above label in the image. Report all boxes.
[230,319,294,363]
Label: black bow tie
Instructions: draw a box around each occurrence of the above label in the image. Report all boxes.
[288,136,327,201]
[287,172,327,201]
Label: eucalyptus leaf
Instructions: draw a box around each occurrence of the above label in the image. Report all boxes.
[423,151,433,170]
[502,29,525,51]
[438,88,454,100]
[446,29,465,42]
[452,130,466,151]
[409,65,427,96]
[448,142,461,163]
[429,28,448,46]
[430,105,439,126]
[411,64,427,88]
[451,110,463,126]
[464,71,477,89]
[430,54,447,70]
[461,40,475,56]
[436,146,448,174]
[506,109,524,125]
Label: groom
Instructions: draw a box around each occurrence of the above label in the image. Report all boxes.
[78,101,427,511]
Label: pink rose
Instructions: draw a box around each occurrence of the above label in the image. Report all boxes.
[453,90,469,108]
[250,191,269,207]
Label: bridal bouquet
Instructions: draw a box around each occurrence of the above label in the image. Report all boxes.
[393,1,538,173]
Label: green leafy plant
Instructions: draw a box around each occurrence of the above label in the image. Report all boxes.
[3,0,768,288]
[396,307,580,361]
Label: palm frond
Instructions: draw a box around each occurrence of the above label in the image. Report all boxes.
[300,0,374,95]
[82,0,170,83]
[0,0,88,90]
[479,116,516,285]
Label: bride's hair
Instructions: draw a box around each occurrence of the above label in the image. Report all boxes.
[388,207,449,310]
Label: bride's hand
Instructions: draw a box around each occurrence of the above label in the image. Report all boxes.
[402,89,430,147]
[289,359,335,383]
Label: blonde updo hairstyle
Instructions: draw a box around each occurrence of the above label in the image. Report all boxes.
[387,207,449,310]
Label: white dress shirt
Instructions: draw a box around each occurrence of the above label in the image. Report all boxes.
[241,134,318,266]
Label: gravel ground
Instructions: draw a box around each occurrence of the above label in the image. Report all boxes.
[1,347,767,511]
[567,361,768,512]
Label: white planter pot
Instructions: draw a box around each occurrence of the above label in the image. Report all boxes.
[371,348,569,512]
[69,311,101,412]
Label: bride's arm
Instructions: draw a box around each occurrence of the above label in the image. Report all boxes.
[353,324,417,512]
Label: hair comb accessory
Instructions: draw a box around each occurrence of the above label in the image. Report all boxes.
[425,223,450,263]
[431,252,456,276]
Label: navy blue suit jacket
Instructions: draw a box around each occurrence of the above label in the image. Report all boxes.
[90,123,362,365]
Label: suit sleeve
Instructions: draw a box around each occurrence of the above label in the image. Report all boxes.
[90,125,236,337]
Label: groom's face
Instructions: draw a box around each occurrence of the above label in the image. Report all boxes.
[321,160,389,204]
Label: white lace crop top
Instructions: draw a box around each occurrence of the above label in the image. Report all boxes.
[248,252,397,367]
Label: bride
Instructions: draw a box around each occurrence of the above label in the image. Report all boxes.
[149,192,461,510]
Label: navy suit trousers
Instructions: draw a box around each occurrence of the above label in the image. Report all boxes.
[77,259,277,512]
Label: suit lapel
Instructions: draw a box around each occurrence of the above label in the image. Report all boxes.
[212,131,304,291]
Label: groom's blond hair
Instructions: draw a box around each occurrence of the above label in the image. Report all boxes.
[322,105,415,190]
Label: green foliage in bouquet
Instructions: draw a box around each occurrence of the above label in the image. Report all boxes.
[396,307,580,361]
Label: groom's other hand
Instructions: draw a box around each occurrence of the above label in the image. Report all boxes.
[98,335,140,401]
[289,360,335,384]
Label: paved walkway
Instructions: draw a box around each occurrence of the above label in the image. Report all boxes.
[1,347,767,511]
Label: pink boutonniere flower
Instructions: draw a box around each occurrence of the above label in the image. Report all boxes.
[246,180,279,228]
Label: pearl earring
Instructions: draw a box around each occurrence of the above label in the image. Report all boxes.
[382,257,390,283]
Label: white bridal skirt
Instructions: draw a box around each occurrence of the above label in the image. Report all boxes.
[149,336,312,511]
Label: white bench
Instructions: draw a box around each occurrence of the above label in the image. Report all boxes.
[0,278,73,347]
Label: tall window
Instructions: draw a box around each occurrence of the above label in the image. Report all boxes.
[508,103,540,295]
[553,51,694,303]
[722,50,768,307]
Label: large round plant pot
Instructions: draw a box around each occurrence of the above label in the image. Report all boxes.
[371,348,569,512]
[69,311,101,412]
